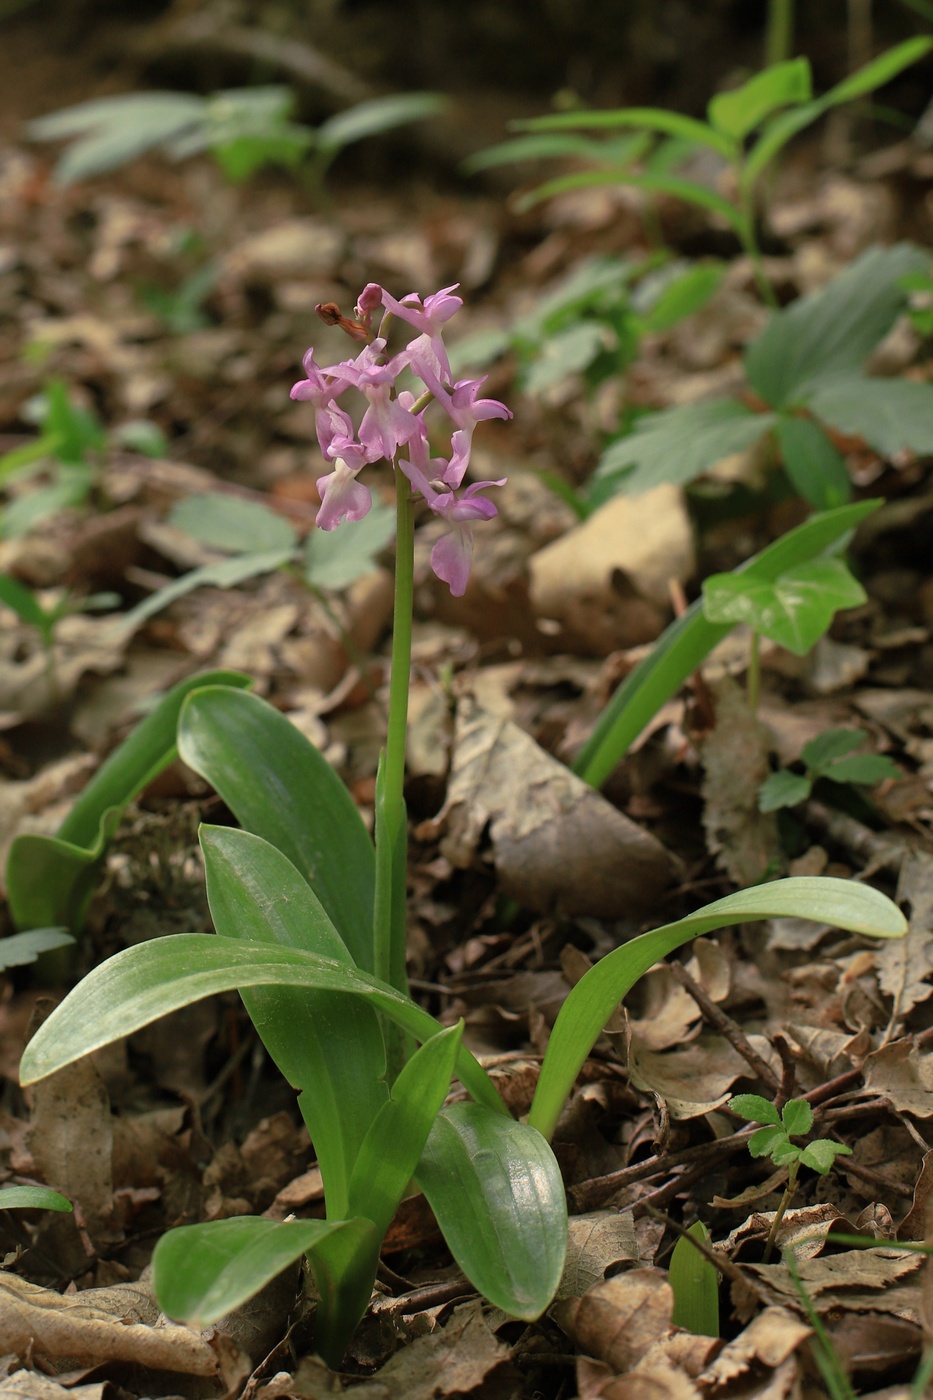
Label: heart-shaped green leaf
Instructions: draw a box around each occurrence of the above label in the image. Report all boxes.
[701,557,865,655]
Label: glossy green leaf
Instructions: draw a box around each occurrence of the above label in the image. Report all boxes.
[670,1222,719,1337]
[18,930,507,1116]
[5,670,250,933]
[528,878,905,1142]
[201,826,387,1219]
[806,374,933,458]
[168,491,298,553]
[178,686,375,968]
[775,414,851,510]
[596,397,771,496]
[0,928,74,970]
[702,557,865,655]
[730,1094,781,1126]
[572,500,881,787]
[0,1185,72,1212]
[707,59,811,141]
[417,1103,567,1320]
[781,1099,813,1136]
[513,105,735,158]
[348,1024,462,1237]
[152,1214,379,1364]
[745,244,927,407]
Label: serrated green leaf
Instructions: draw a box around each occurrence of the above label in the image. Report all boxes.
[596,398,771,495]
[702,557,866,655]
[528,877,905,1142]
[748,1124,786,1157]
[806,374,933,457]
[169,492,297,553]
[670,1221,719,1337]
[304,499,395,590]
[770,1140,802,1166]
[799,1138,851,1174]
[178,687,374,966]
[416,1103,567,1320]
[745,245,928,406]
[775,414,851,510]
[759,769,812,812]
[0,1185,72,1212]
[707,59,812,141]
[781,1098,814,1136]
[730,1094,782,1125]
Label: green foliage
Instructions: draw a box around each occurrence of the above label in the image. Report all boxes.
[759,727,900,812]
[730,1094,853,1175]
[0,1185,72,1212]
[572,499,879,788]
[595,244,932,509]
[27,87,445,196]
[0,379,166,538]
[701,556,866,655]
[669,1222,719,1337]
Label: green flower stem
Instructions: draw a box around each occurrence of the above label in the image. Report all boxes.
[373,477,416,1000]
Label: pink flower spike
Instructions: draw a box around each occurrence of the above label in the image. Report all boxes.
[315,458,372,530]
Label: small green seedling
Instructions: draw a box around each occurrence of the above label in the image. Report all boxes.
[730,1094,852,1261]
[701,553,867,711]
[0,574,120,703]
[26,86,445,200]
[0,1185,72,1212]
[759,727,900,812]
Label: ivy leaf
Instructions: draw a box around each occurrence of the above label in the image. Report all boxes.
[702,557,866,655]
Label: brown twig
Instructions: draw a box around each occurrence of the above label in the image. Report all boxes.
[670,959,781,1095]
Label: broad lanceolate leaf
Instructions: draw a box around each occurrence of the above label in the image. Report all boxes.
[17,931,507,1116]
[168,491,298,553]
[201,826,387,1220]
[806,374,933,458]
[744,244,928,408]
[5,670,250,933]
[27,93,207,185]
[178,686,375,969]
[669,1222,719,1338]
[595,398,772,497]
[513,105,735,159]
[151,1214,380,1368]
[348,1024,462,1238]
[572,500,881,787]
[528,878,905,1142]
[775,414,851,510]
[416,1103,567,1320]
[702,557,866,655]
[0,1185,72,1212]
[707,58,811,141]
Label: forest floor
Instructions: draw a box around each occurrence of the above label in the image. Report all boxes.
[2,14,933,1400]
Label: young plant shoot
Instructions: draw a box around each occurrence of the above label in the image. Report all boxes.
[17,285,908,1367]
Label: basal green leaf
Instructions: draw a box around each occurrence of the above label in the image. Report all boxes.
[775,414,851,510]
[118,549,296,635]
[304,499,396,591]
[528,878,905,1142]
[707,59,811,141]
[168,491,298,553]
[702,557,865,655]
[670,1222,719,1337]
[744,244,927,406]
[572,500,881,787]
[5,670,250,933]
[596,398,771,496]
[179,686,374,968]
[316,93,445,152]
[513,106,735,159]
[417,1103,567,1320]
[730,1094,781,1126]
[781,1098,814,1136]
[201,826,387,1219]
[17,932,507,1116]
[0,1185,72,1212]
[348,1024,462,1237]
[806,374,933,458]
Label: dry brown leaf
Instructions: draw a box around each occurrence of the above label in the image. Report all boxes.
[577,1352,703,1399]
[0,1272,227,1375]
[863,1037,933,1118]
[699,676,781,885]
[0,1375,108,1399]
[628,1033,773,1120]
[698,1305,810,1393]
[875,851,933,1022]
[558,1210,640,1299]
[555,1269,674,1372]
[430,697,680,919]
[628,940,729,1052]
[747,1248,923,1319]
[349,1299,517,1399]
[26,1053,113,1241]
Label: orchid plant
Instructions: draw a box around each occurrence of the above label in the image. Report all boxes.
[15,285,907,1368]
